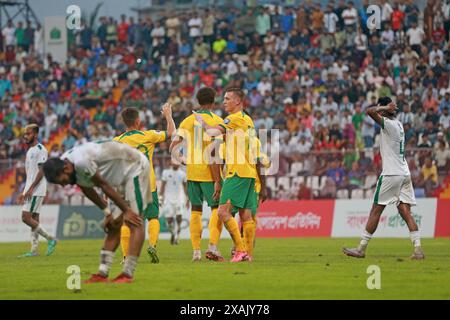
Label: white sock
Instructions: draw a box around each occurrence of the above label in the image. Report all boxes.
[31,229,39,253]
[193,249,201,256]
[98,250,114,277]
[35,224,54,241]
[208,244,217,252]
[123,255,138,277]
[410,231,421,248]
[358,230,373,252]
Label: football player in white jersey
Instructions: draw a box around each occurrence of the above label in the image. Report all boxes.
[343,97,424,260]
[160,161,188,245]
[43,141,151,283]
[17,124,57,257]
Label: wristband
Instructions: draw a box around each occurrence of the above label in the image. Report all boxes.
[103,207,112,217]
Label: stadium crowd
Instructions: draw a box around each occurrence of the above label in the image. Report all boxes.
[1,0,450,204]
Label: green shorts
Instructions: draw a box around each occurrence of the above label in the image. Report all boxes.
[220,175,256,213]
[231,191,259,216]
[144,191,159,220]
[187,181,219,207]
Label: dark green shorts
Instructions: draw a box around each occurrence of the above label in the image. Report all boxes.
[220,175,256,212]
[187,181,219,207]
[144,191,159,220]
[231,191,259,216]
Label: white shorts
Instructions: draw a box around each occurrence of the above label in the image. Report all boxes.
[161,202,183,219]
[110,163,152,219]
[22,196,44,214]
[373,175,416,206]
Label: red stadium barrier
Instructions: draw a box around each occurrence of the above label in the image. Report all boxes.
[435,200,450,237]
[256,200,335,238]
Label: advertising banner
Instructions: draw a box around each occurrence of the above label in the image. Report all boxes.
[56,203,229,240]
[435,199,450,237]
[255,200,335,237]
[56,206,105,240]
[332,199,437,238]
[44,16,67,64]
[0,205,59,242]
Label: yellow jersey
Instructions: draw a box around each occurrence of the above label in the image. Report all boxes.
[219,111,258,180]
[178,110,224,182]
[113,129,167,192]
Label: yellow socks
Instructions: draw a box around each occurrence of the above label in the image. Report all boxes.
[208,208,223,247]
[243,220,256,256]
[148,218,160,248]
[120,224,130,258]
[190,211,203,250]
[224,217,245,252]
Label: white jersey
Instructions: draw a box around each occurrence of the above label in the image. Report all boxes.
[24,143,48,196]
[61,141,148,188]
[162,168,186,204]
[380,117,410,176]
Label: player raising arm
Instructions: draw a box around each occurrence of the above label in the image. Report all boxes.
[169,87,225,262]
[195,87,258,262]
[343,97,425,260]
[43,141,152,283]
[114,104,175,264]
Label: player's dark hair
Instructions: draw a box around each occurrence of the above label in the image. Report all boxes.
[225,87,246,101]
[377,96,392,106]
[196,87,216,106]
[121,107,139,127]
[43,158,65,184]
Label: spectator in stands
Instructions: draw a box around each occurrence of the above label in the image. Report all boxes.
[325,160,346,189]
[297,182,312,200]
[276,185,291,200]
[436,140,450,172]
[418,133,433,148]
[440,107,450,130]
[422,157,438,194]
[318,177,337,199]
[347,161,364,196]
[0,4,449,204]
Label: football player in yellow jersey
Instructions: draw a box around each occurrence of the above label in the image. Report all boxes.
[169,87,224,262]
[230,136,270,260]
[195,87,259,262]
[114,104,175,263]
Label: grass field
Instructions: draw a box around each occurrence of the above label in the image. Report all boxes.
[1,238,450,300]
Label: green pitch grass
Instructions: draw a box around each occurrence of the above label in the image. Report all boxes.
[1,238,450,300]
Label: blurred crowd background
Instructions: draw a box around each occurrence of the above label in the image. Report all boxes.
[1,0,449,204]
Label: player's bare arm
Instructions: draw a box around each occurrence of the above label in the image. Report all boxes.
[79,186,107,210]
[366,102,398,126]
[91,172,142,227]
[161,103,176,138]
[257,162,268,203]
[78,185,115,232]
[208,143,223,201]
[169,135,183,153]
[194,114,225,137]
[169,135,187,165]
